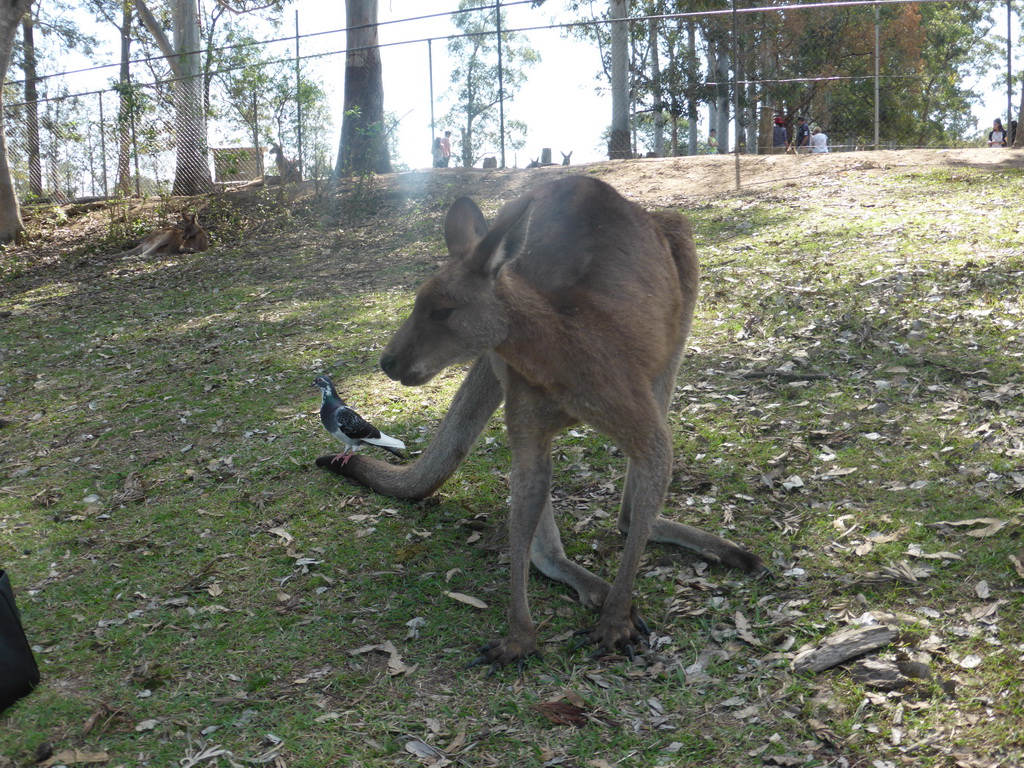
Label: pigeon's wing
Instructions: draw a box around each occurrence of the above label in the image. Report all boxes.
[333,406,383,442]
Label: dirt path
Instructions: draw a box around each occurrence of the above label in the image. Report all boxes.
[383,147,1024,206]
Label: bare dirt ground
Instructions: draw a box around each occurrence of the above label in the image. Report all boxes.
[383,147,1024,207]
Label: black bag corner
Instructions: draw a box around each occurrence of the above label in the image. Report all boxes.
[0,569,41,714]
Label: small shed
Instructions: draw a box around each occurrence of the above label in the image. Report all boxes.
[211,147,264,183]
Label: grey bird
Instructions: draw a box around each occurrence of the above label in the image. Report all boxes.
[313,375,405,465]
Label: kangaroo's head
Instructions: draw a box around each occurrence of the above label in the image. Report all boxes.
[381,194,533,386]
[178,212,200,236]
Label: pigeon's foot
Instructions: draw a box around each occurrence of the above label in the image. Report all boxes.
[330,451,353,466]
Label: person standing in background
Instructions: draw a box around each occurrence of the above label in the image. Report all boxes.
[441,130,453,166]
[988,119,1007,147]
[809,126,829,153]
[794,116,811,153]
[772,116,789,154]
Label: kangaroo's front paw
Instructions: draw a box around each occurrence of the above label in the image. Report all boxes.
[575,606,651,660]
[468,637,541,674]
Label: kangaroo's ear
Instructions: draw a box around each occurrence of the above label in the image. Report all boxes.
[469,194,533,278]
[444,197,489,262]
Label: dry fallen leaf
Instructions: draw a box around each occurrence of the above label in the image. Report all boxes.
[40,750,110,767]
[906,544,962,561]
[267,526,294,544]
[349,640,415,676]
[1010,553,1024,580]
[531,700,589,726]
[925,517,1007,538]
[808,718,841,747]
[854,541,874,556]
[734,611,762,646]
[444,591,488,610]
[405,739,446,759]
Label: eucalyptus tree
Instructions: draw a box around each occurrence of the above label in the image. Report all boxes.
[16,0,97,197]
[131,0,210,194]
[441,0,539,167]
[130,0,287,194]
[905,1,999,144]
[336,0,391,176]
[768,1,998,147]
[87,0,151,195]
[0,0,34,242]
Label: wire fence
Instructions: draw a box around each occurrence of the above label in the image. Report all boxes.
[2,0,1016,203]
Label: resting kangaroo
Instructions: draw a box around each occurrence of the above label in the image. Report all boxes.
[114,212,209,258]
[320,176,764,665]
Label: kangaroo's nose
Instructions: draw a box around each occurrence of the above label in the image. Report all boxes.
[380,353,399,381]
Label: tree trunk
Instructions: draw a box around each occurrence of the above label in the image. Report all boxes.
[715,43,730,153]
[115,3,133,196]
[0,0,33,242]
[336,0,391,176]
[21,12,42,198]
[1015,83,1023,149]
[745,82,757,154]
[706,45,718,144]
[608,0,630,158]
[648,2,663,156]
[171,0,211,195]
[686,22,698,155]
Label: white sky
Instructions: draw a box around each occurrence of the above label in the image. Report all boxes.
[297,0,613,167]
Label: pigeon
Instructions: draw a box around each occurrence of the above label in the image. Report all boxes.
[313,375,405,465]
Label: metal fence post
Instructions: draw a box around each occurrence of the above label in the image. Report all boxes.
[732,0,741,188]
[874,3,880,150]
[295,10,304,174]
[1007,0,1013,136]
[496,0,506,169]
[98,92,108,198]
[429,39,436,154]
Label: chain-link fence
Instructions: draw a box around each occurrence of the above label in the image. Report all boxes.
[2,0,1016,203]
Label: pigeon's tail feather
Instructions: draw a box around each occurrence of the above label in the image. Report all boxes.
[364,432,406,459]
[365,432,405,451]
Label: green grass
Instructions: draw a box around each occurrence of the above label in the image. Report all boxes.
[1,165,1023,767]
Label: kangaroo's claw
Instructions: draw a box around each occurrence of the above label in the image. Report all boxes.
[468,637,541,672]
[632,611,651,637]
[574,606,651,660]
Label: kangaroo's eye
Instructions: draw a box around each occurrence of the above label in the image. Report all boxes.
[430,307,454,322]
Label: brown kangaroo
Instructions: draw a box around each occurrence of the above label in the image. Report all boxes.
[114,212,209,258]
[320,176,764,666]
[270,143,301,183]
